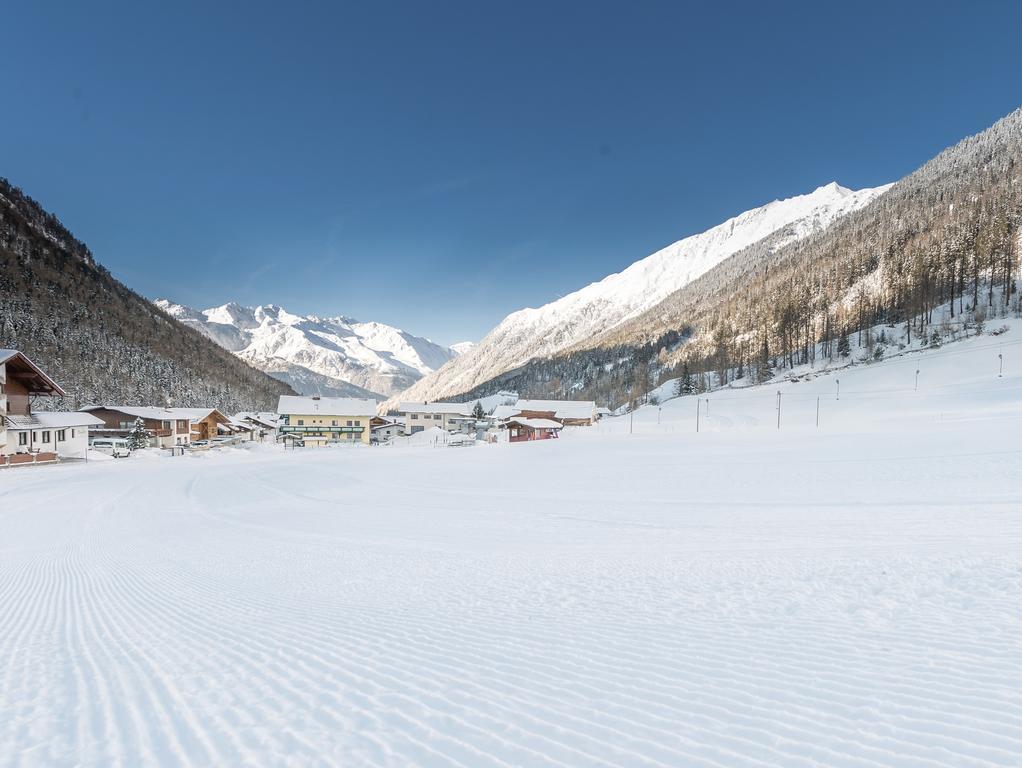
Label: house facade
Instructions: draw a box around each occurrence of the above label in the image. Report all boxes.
[277,395,378,446]
[83,406,193,448]
[399,402,475,434]
[505,417,562,442]
[1,349,103,465]
[513,399,597,426]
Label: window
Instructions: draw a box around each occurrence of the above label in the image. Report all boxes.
[411,414,418,420]
[57,430,66,442]
[163,420,171,429]
[354,420,361,426]
[18,432,27,446]
[297,419,304,426]
[346,420,353,427]
[331,420,337,426]
[411,426,424,434]
[41,431,51,443]
[71,429,76,439]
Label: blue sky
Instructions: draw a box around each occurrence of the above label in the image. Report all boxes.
[4,1,1021,345]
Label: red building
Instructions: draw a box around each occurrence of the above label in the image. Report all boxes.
[506,417,562,443]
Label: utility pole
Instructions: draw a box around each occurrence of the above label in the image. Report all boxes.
[816,396,820,428]
[836,379,840,401]
[999,351,1004,378]
[630,406,634,435]
[776,391,782,430]
[705,398,709,417]
[696,398,700,433]
[915,369,920,391]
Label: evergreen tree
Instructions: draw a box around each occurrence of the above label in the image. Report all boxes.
[837,334,851,358]
[126,417,150,450]
[471,400,485,419]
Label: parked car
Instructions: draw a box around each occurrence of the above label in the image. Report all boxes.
[91,438,131,458]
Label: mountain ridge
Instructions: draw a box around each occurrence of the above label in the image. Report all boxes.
[389,180,889,408]
[156,299,461,398]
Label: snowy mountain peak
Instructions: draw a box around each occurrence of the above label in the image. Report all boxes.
[811,181,852,197]
[157,300,461,398]
[391,181,891,407]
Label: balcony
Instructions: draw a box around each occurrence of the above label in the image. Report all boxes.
[279,425,364,434]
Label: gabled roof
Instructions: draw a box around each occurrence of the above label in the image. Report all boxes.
[277,395,379,417]
[82,405,226,423]
[0,350,66,397]
[399,401,474,416]
[515,399,596,420]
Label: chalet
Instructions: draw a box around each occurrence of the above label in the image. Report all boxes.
[505,417,562,442]
[83,406,192,448]
[399,402,475,434]
[370,416,402,443]
[178,408,231,442]
[513,399,598,426]
[0,349,104,465]
[277,395,378,446]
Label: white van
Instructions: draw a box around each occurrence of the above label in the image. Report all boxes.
[91,438,131,458]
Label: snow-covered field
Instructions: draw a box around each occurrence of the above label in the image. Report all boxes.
[3,329,1022,766]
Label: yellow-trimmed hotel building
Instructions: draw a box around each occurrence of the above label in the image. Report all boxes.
[276,395,378,446]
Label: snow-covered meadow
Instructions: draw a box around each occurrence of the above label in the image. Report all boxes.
[3,329,1022,766]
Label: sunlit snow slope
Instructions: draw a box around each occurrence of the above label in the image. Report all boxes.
[394,182,889,406]
[2,323,1021,765]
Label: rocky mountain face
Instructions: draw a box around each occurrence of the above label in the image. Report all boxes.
[0,178,294,412]
[155,300,462,398]
[392,181,888,408]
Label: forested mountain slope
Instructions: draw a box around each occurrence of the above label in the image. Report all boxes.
[439,108,1022,408]
[392,181,886,408]
[0,179,294,411]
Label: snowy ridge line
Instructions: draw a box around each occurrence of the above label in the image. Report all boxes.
[394,181,888,407]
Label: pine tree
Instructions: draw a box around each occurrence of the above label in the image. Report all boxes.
[837,334,851,358]
[126,417,150,450]
[679,362,694,395]
[471,400,485,419]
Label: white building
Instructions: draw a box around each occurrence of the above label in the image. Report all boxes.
[399,402,476,434]
[1,349,105,465]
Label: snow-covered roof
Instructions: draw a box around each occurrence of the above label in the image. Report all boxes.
[5,412,104,429]
[277,395,379,417]
[84,405,180,420]
[507,417,563,430]
[399,402,474,416]
[35,411,105,428]
[82,405,224,423]
[490,405,521,420]
[233,411,279,428]
[515,399,596,420]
